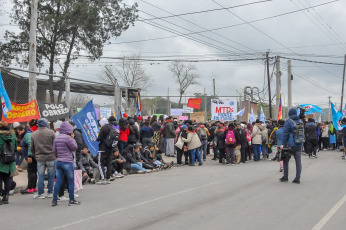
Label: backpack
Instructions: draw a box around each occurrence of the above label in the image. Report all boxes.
[1,139,15,164]
[289,119,305,144]
[199,128,207,140]
[246,130,251,142]
[225,130,236,145]
[105,125,120,149]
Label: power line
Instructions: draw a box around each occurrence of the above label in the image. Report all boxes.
[139,0,273,21]
[280,56,344,66]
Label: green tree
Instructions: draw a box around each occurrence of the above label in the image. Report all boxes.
[0,0,138,102]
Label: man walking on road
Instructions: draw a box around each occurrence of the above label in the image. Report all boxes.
[30,118,56,198]
[280,108,305,184]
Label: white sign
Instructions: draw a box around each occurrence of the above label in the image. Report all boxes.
[171,108,183,116]
[183,105,193,114]
[100,107,112,119]
[211,99,237,121]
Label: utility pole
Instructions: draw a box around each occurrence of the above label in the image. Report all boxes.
[328,96,332,121]
[340,54,346,111]
[275,56,281,120]
[266,51,272,118]
[167,87,170,115]
[204,88,207,121]
[28,0,38,101]
[287,60,292,109]
[213,78,216,96]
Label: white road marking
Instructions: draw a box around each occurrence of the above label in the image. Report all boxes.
[312,194,346,230]
[52,181,219,230]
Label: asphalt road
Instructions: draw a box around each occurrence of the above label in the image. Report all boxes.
[1,150,346,230]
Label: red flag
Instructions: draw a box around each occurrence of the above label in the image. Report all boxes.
[277,94,282,120]
[187,98,202,109]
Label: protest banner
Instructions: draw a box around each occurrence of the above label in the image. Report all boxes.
[95,108,100,120]
[183,105,193,113]
[37,101,69,121]
[190,111,205,123]
[171,108,183,116]
[187,98,202,109]
[179,116,189,121]
[100,107,112,119]
[72,101,100,156]
[211,99,237,121]
[2,100,40,123]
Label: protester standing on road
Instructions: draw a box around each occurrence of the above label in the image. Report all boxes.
[30,118,56,199]
[52,122,79,206]
[321,122,329,150]
[181,126,203,166]
[224,123,240,165]
[198,124,210,161]
[140,121,154,147]
[118,118,129,155]
[0,121,17,205]
[280,108,304,184]
[150,115,161,147]
[163,116,176,157]
[305,118,318,158]
[251,120,263,161]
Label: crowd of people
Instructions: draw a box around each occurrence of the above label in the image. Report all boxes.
[1,111,345,206]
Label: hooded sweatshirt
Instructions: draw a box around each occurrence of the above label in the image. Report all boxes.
[53,122,78,163]
[0,130,17,174]
[282,108,303,148]
[31,119,56,162]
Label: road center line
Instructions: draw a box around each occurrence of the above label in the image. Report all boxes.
[312,194,346,230]
[52,181,219,230]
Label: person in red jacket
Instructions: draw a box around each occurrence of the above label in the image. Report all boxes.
[118,118,129,155]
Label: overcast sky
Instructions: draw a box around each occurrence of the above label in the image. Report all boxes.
[1,0,346,109]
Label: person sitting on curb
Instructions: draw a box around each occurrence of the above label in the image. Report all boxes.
[111,147,125,178]
[78,146,99,184]
[123,144,148,174]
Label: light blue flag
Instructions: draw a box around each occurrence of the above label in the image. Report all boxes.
[0,72,12,118]
[331,102,345,131]
[72,100,100,156]
[299,104,324,115]
[260,107,265,123]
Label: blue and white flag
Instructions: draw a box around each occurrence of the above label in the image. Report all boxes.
[343,104,346,116]
[249,108,256,123]
[260,107,265,123]
[299,104,324,115]
[331,102,346,131]
[72,100,100,156]
[235,107,245,116]
[116,106,122,121]
[0,72,12,118]
[318,116,321,124]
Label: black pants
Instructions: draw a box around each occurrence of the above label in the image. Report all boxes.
[58,174,68,197]
[112,161,124,174]
[177,148,184,165]
[142,162,154,170]
[27,158,38,190]
[98,151,113,180]
[0,172,11,196]
[213,146,219,159]
[218,148,225,163]
[241,145,248,163]
[226,146,235,164]
[247,145,252,161]
[322,137,329,149]
[306,139,318,155]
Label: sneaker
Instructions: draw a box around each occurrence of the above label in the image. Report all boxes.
[90,178,96,184]
[145,170,152,173]
[189,163,195,166]
[279,177,288,182]
[115,173,124,178]
[280,167,283,172]
[198,162,203,166]
[106,179,111,184]
[47,193,53,198]
[16,165,24,172]
[292,179,300,184]
[97,180,107,185]
[109,177,115,181]
[9,190,14,195]
[33,188,38,192]
[52,200,58,206]
[58,196,69,202]
[34,194,46,199]
[314,155,318,158]
[137,170,145,174]
[69,200,81,206]
[21,189,34,194]
[74,194,79,198]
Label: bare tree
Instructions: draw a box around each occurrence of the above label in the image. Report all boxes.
[100,54,152,91]
[70,93,89,109]
[169,61,199,107]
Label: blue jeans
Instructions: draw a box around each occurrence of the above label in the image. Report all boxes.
[37,161,55,195]
[53,161,75,201]
[253,144,261,161]
[189,148,202,164]
[118,141,127,155]
[131,162,146,171]
[17,151,28,166]
[200,140,208,160]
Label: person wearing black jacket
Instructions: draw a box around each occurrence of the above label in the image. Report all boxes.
[209,123,218,160]
[128,118,140,145]
[78,147,99,184]
[123,144,146,174]
[176,125,188,165]
[237,124,249,163]
[216,126,226,164]
[224,123,241,165]
[69,121,84,165]
[305,118,319,158]
[96,118,114,184]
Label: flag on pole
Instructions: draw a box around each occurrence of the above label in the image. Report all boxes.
[278,94,282,121]
[250,108,255,123]
[299,104,324,115]
[260,107,265,123]
[331,102,346,131]
[0,72,12,118]
[235,107,245,116]
[135,91,141,117]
